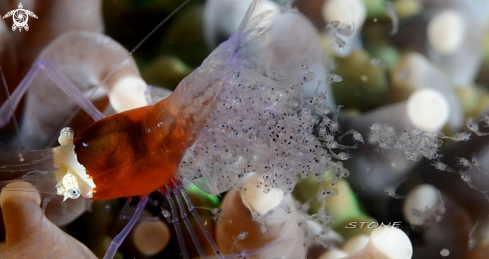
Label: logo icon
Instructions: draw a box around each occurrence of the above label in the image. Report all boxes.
[2,3,38,32]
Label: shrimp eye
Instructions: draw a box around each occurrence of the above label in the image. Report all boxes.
[67,188,81,199]
[212,208,222,215]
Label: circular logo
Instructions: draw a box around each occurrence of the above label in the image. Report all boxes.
[13,9,28,27]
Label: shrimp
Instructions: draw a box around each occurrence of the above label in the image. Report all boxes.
[1,0,346,258]
[384,179,408,199]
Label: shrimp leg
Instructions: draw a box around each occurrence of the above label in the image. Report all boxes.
[171,186,208,259]
[164,191,190,259]
[176,182,288,259]
[103,195,148,259]
[0,58,104,128]
[0,60,38,127]
[177,182,225,259]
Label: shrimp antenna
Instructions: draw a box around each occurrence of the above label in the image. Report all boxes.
[59,0,192,129]
[0,66,23,150]
[98,0,192,85]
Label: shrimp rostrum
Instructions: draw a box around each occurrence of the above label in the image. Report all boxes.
[1,0,341,258]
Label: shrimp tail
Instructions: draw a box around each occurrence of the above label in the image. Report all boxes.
[103,195,148,259]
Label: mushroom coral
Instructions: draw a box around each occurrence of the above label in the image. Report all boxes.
[0,182,97,258]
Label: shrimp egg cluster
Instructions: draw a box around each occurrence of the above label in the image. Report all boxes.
[175,3,351,195]
[178,68,343,195]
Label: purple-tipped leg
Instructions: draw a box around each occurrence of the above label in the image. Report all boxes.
[164,191,190,259]
[0,58,104,128]
[171,186,208,258]
[176,182,225,259]
[175,182,291,259]
[103,195,148,259]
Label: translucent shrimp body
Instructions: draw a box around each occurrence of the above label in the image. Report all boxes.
[73,0,337,200]
[178,2,337,194]
[71,1,262,199]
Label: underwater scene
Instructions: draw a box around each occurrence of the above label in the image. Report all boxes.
[1,0,489,258]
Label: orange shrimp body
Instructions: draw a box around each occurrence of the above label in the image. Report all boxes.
[73,60,224,200]
[73,98,193,200]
